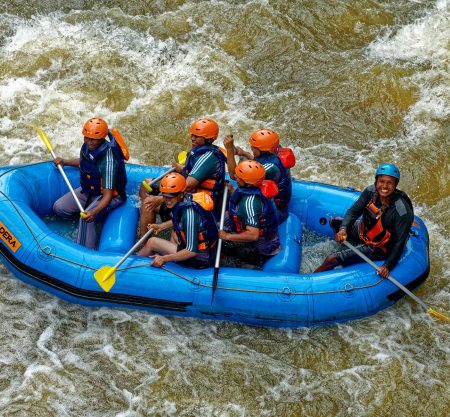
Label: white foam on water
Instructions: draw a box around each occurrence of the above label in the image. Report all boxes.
[367,6,449,64]
[367,3,450,149]
[0,9,260,167]
[0,3,449,417]
[36,324,63,369]
[289,2,450,191]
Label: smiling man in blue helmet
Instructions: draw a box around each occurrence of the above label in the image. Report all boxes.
[314,163,414,277]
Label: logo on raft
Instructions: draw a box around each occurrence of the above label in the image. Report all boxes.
[0,221,21,252]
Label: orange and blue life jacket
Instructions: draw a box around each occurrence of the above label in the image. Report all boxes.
[171,195,218,253]
[183,145,226,201]
[359,190,414,251]
[228,187,279,237]
[256,153,292,208]
[79,131,127,200]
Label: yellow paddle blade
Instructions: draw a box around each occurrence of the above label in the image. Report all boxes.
[94,265,117,292]
[141,151,186,192]
[428,308,450,322]
[177,150,187,164]
[35,126,54,152]
[142,180,153,192]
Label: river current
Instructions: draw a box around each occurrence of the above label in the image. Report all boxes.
[0,1,448,416]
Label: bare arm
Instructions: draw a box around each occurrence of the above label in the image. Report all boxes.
[223,135,238,179]
[219,226,260,243]
[147,220,173,234]
[236,147,253,160]
[151,248,197,267]
[84,189,113,222]
[185,176,200,191]
[54,157,80,168]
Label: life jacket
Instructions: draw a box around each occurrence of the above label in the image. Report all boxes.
[256,153,292,208]
[228,187,279,237]
[276,146,296,168]
[171,193,218,252]
[183,145,226,201]
[358,190,414,251]
[79,131,127,200]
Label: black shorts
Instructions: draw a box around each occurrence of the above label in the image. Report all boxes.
[177,257,210,269]
[222,241,265,268]
[176,246,214,269]
[330,218,386,266]
[335,243,386,267]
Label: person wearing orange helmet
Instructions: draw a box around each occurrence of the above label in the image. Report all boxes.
[137,173,218,268]
[219,160,281,267]
[223,128,292,223]
[139,117,226,238]
[53,117,128,249]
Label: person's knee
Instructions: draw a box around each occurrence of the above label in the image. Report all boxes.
[53,200,62,215]
[325,254,336,262]
[139,179,161,200]
[137,236,156,256]
[141,195,163,213]
[314,254,339,273]
[330,217,343,233]
[139,182,150,200]
[53,200,71,218]
[147,237,156,250]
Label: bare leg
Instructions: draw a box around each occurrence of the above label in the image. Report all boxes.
[170,230,179,245]
[314,255,339,273]
[139,185,164,238]
[137,236,177,257]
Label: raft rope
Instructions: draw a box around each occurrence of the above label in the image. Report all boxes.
[1,190,386,296]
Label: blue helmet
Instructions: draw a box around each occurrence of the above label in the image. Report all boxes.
[375,163,400,181]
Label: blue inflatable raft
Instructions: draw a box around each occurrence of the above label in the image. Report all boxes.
[0,162,429,328]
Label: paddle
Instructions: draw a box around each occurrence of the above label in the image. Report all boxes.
[142,151,188,193]
[211,184,229,303]
[35,126,87,219]
[94,228,154,292]
[342,240,449,322]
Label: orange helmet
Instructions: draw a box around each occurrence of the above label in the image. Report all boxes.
[189,118,219,140]
[234,160,266,186]
[82,118,108,139]
[248,128,279,152]
[160,173,186,195]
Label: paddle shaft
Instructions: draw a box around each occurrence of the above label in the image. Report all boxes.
[147,167,175,188]
[214,185,229,270]
[142,150,187,192]
[53,152,86,214]
[342,240,429,311]
[36,127,86,214]
[112,228,154,270]
[211,185,229,303]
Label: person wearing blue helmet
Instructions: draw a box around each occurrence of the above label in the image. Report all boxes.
[314,163,414,277]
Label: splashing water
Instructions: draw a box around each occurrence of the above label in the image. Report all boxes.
[0,1,449,416]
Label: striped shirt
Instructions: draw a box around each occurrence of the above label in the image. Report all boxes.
[188,151,219,182]
[261,162,281,182]
[180,206,202,252]
[97,148,118,190]
[237,194,263,228]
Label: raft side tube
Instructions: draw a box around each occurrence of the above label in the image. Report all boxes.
[290,181,361,236]
[98,198,139,253]
[263,212,302,273]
